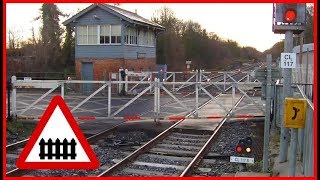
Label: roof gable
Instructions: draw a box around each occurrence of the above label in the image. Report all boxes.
[63,4,165,30]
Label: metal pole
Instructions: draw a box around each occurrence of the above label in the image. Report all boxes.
[195,70,199,84]
[279,30,293,162]
[195,83,199,118]
[108,83,111,117]
[275,85,280,127]
[199,70,202,94]
[298,48,309,160]
[118,70,121,94]
[11,76,17,118]
[195,70,199,118]
[173,72,176,92]
[305,48,309,96]
[125,69,128,93]
[154,78,158,121]
[262,54,272,172]
[232,84,235,106]
[7,78,12,121]
[303,106,313,176]
[272,83,277,129]
[157,79,160,118]
[289,128,298,176]
[149,72,152,94]
[223,72,226,92]
[61,83,64,99]
[298,124,304,161]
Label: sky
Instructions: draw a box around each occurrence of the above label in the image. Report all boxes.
[6,3,287,52]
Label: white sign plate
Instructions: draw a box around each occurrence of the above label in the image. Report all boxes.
[111,73,117,80]
[281,53,296,68]
[24,77,32,81]
[230,156,254,164]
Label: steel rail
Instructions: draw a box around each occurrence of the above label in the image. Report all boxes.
[180,95,245,176]
[97,93,220,177]
[6,139,30,152]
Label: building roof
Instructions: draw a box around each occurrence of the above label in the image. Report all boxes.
[63,4,165,30]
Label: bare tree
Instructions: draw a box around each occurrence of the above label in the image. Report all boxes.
[7,28,22,50]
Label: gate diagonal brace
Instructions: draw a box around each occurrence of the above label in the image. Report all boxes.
[112,85,154,117]
[165,73,174,81]
[71,83,109,113]
[20,85,60,115]
[226,73,238,83]
[200,85,230,114]
[175,73,197,92]
[161,85,190,111]
[203,83,223,92]
[235,85,265,113]
[201,74,210,81]
[128,75,149,93]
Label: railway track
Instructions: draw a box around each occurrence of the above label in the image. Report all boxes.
[98,95,244,177]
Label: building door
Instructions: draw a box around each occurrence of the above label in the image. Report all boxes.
[81,62,93,94]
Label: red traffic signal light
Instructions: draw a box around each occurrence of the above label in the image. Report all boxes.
[284,9,296,23]
[236,145,243,153]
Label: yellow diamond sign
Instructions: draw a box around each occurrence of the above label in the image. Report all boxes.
[284,98,307,128]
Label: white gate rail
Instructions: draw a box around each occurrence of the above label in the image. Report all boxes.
[9,71,262,120]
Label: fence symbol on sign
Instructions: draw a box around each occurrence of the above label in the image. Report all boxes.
[291,107,300,120]
[39,138,77,160]
[16,96,99,169]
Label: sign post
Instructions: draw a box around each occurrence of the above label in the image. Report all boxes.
[279,31,293,164]
[262,54,272,172]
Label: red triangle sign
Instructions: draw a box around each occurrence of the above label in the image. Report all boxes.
[16,96,100,169]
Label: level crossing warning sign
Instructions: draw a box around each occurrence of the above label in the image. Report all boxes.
[16,96,99,169]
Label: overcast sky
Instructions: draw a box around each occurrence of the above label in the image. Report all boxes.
[6,3,287,52]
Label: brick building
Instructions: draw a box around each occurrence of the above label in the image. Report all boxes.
[63,4,165,91]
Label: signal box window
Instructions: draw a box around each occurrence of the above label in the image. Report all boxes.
[100,25,110,44]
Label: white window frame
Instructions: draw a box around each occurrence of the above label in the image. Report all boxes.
[135,28,155,47]
[88,25,98,44]
[125,27,138,45]
[99,25,111,45]
[148,31,155,47]
[77,25,122,45]
[77,26,89,45]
